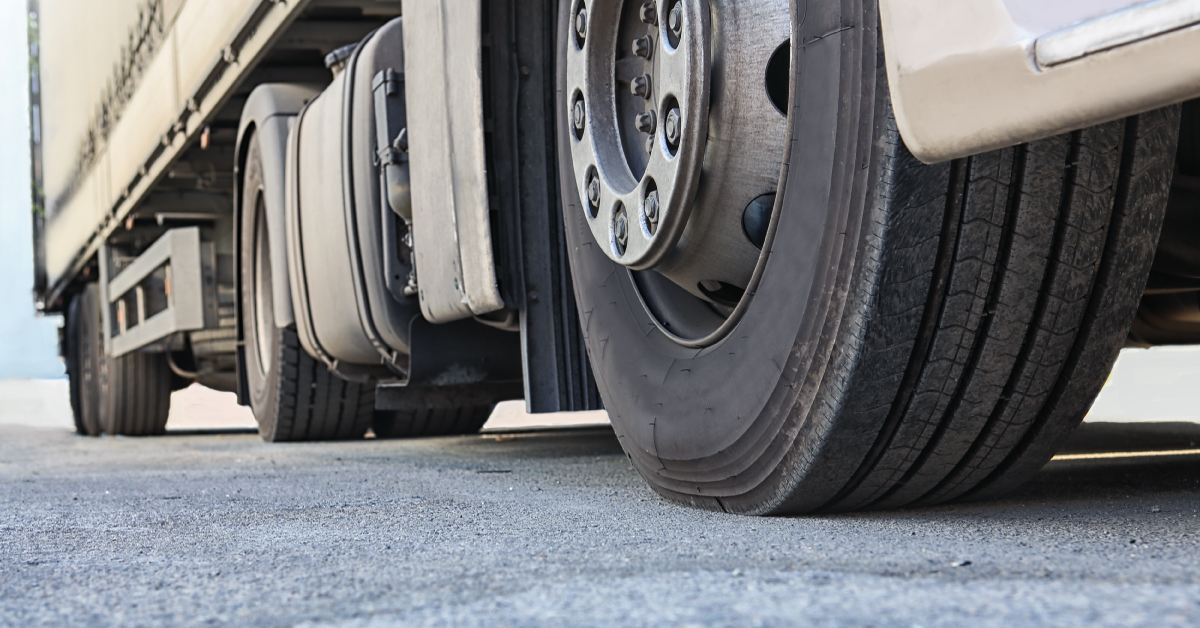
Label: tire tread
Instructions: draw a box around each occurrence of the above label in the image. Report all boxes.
[822,110,1178,511]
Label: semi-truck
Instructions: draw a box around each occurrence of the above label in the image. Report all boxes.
[28,0,1200,514]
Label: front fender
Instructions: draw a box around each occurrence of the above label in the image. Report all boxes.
[882,0,1200,163]
[234,83,323,329]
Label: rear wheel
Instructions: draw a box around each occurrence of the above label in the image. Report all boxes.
[66,287,101,436]
[557,0,1180,513]
[66,284,172,436]
[240,133,374,441]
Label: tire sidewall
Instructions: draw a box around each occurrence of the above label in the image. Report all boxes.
[556,0,882,507]
[65,291,87,434]
[240,134,284,438]
[71,285,105,436]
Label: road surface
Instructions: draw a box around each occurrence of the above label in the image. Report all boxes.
[1,420,1199,627]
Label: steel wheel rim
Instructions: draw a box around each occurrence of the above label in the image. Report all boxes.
[564,0,791,347]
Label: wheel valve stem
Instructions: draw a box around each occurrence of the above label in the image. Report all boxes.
[614,208,629,252]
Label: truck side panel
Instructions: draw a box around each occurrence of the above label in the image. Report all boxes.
[37,0,310,307]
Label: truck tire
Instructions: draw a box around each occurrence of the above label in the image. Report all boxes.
[66,288,100,436]
[240,133,374,441]
[66,284,172,436]
[556,0,1179,513]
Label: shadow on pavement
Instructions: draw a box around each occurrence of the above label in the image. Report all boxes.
[1003,422,1200,504]
[165,427,260,436]
[156,420,1200,513]
[423,420,1200,515]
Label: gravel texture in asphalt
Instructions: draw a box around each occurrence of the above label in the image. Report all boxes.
[2,422,1199,627]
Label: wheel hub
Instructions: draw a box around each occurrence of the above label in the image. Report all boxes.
[566,0,790,303]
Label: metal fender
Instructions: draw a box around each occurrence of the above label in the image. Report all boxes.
[401,0,506,323]
[235,84,322,329]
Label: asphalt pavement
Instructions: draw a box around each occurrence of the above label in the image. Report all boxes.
[2,421,1199,627]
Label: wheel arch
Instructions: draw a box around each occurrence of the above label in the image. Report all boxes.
[233,84,323,402]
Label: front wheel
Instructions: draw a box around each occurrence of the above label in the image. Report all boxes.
[556,0,1180,513]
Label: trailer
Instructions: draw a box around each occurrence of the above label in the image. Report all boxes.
[30,0,1200,513]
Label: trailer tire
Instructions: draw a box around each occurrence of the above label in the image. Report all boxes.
[556,0,1179,513]
[66,287,100,436]
[66,284,172,436]
[240,133,374,442]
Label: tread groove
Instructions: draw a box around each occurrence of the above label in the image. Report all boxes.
[966,117,1143,498]
[823,157,969,510]
[869,144,1031,507]
[918,131,1085,504]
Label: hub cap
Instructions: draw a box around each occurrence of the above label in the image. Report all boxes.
[567,0,711,269]
[566,0,790,307]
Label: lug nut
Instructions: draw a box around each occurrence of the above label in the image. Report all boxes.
[575,5,587,41]
[614,208,629,250]
[635,110,657,134]
[664,107,681,145]
[573,98,586,132]
[632,36,653,59]
[645,191,660,231]
[631,75,652,98]
[639,1,657,25]
[668,2,683,38]
[586,175,601,207]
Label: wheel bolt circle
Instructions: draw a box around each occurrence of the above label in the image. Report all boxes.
[575,6,587,41]
[639,1,657,25]
[665,107,681,145]
[636,110,657,134]
[668,3,682,37]
[632,36,652,59]
[573,99,586,131]
[631,75,651,98]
